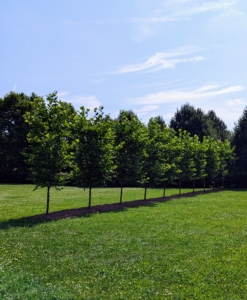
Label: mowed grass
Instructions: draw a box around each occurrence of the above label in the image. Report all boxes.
[1,186,247,299]
[0,184,203,220]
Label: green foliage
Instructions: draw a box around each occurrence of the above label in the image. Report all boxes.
[74,106,116,207]
[114,110,146,202]
[142,118,175,189]
[170,103,210,141]
[206,110,231,141]
[170,103,230,142]
[176,130,196,181]
[149,115,166,131]
[115,110,146,186]
[24,92,75,213]
[0,92,35,183]
[0,89,235,190]
[232,107,247,186]
[191,134,207,181]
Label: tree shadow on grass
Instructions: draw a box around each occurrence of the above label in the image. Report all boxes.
[0,188,223,230]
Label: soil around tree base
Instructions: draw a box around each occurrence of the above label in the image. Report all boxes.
[31,188,224,222]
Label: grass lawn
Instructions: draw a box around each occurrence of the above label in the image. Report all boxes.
[0,184,204,220]
[1,185,247,299]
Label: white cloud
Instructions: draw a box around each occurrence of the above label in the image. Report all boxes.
[92,78,106,84]
[131,84,245,105]
[134,105,159,118]
[97,1,236,25]
[57,91,71,98]
[12,84,17,91]
[202,98,247,129]
[115,47,204,74]
[58,92,101,110]
[225,98,246,106]
[135,105,159,113]
[173,1,237,18]
[128,84,246,129]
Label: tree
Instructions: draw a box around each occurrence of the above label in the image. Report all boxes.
[232,107,247,186]
[176,130,196,194]
[191,135,207,192]
[217,140,235,187]
[74,106,116,208]
[24,92,75,214]
[206,110,230,141]
[141,118,169,199]
[203,137,220,188]
[170,103,230,142]
[0,92,35,183]
[170,103,210,141]
[114,110,146,203]
[149,115,166,131]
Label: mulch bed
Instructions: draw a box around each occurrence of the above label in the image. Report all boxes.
[31,188,224,221]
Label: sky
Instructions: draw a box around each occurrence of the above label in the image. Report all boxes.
[1,0,247,130]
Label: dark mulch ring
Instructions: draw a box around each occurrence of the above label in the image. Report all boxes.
[31,188,224,222]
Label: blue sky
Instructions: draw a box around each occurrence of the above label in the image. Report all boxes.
[1,0,247,130]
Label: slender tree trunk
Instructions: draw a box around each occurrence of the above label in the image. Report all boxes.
[163,182,166,198]
[179,180,181,195]
[144,185,147,200]
[120,184,123,204]
[88,186,92,208]
[46,186,50,215]
[193,180,195,193]
[204,178,206,192]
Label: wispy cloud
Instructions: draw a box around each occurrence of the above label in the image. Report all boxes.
[225,98,246,106]
[173,1,237,18]
[135,105,159,113]
[12,84,17,92]
[94,1,236,25]
[22,41,30,54]
[115,47,204,74]
[131,84,245,105]
[58,92,101,110]
[134,105,160,118]
[91,78,106,84]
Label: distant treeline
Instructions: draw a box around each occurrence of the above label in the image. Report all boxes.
[1,91,247,198]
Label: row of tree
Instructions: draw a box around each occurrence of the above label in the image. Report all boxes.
[1,91,246,213]
[22,93,234,213]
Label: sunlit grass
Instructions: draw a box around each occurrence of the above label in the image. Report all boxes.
[0,184,204,220]
[1,186,246,299]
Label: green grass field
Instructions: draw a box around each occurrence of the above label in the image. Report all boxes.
[0,185,203,220]
[1,185,247,299]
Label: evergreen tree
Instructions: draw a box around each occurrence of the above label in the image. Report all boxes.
[170,103,210,141]
[206,110,231,141]
[0,92,35,183]
[232,107,247,186]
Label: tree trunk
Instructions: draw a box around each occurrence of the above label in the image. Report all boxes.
[120,184,123,204]
[144,186,147,200]
[88,186,92,208]
[222,179,225,188]
[163,182,166,198]
[46,186,50,215]
[179,180,181,195]
[204,178,206,192]
[193,180,195,193]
